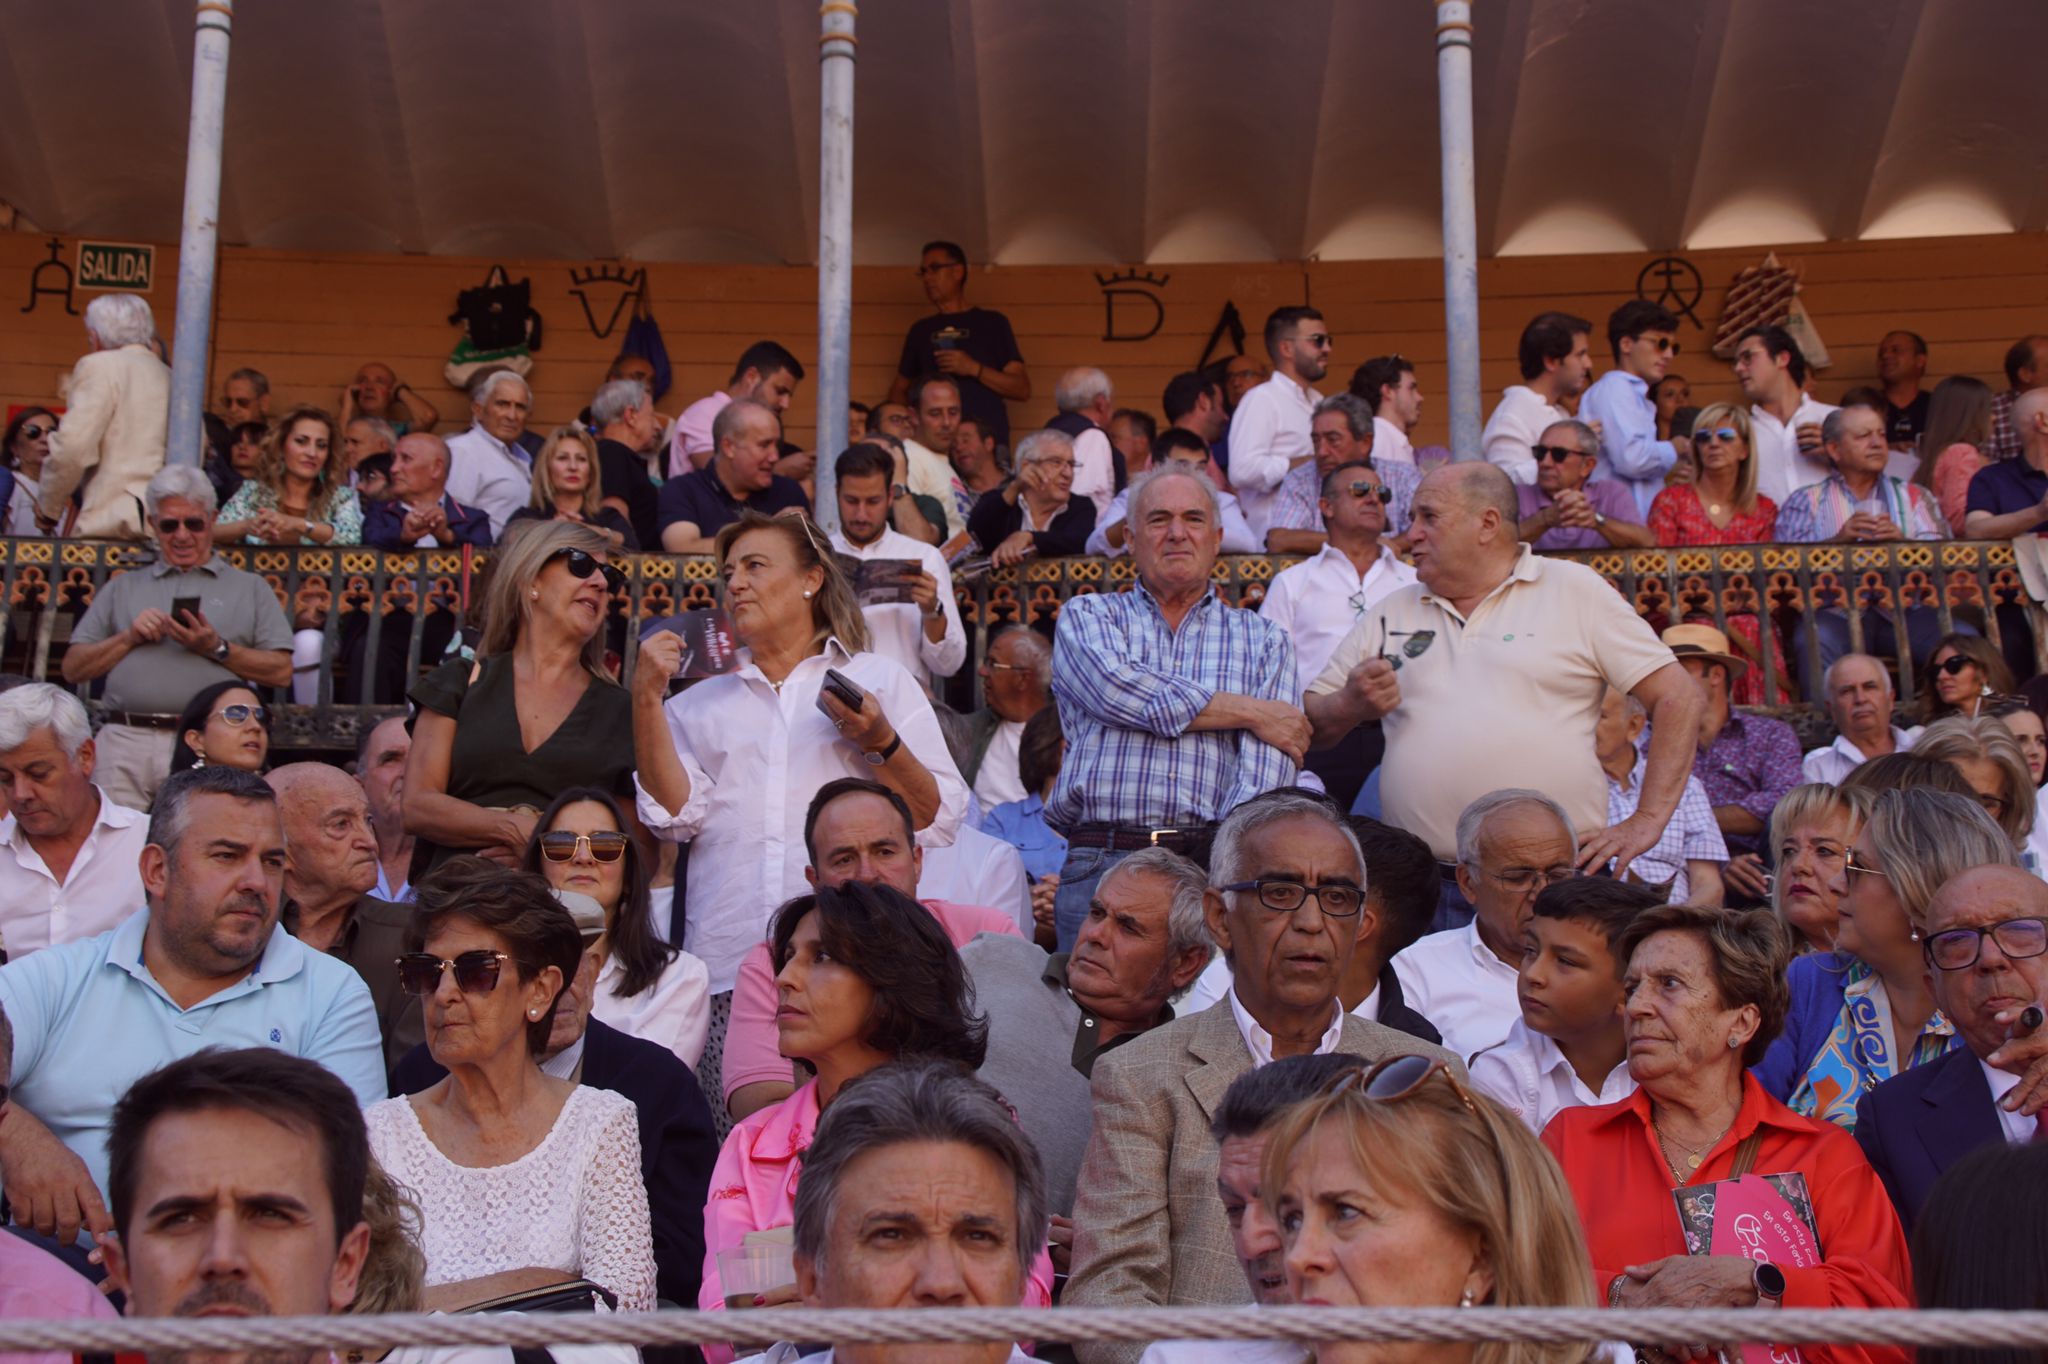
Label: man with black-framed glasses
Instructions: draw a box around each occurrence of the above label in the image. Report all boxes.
[1515,418,1652,551]
[1857,864,2048,1231]
[59,465,293,811]
[1580,300,1690,518]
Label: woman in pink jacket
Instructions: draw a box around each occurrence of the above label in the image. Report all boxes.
[697,880,1053,1362]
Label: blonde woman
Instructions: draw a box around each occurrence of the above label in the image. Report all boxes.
[1767,783,1870,954]
[1913,712,2038,852]
[403,519,634,878]
[1264,1053,1601,1364]
[506,424,638,549]
[1647,404,1776,546]
[215,405,362,545]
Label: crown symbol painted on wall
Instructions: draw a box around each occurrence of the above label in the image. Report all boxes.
[569,263,641,289]
[1095,267,1171,290]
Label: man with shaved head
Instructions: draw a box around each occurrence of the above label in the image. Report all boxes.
[1963,386,2048,540]
[1857,863,2048,1231]
[268,763,419,1071]
[1304,462,1700,924]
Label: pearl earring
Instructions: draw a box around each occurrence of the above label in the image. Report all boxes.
[1459,1288,1475,1307]
[803,590,813,599]
[530,590,539,599]
[529,1009,542,1020]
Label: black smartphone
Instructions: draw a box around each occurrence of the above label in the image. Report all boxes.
[815,667,867,720]
[171,595,201,624]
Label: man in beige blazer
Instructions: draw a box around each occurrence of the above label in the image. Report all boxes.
[1064,791,1457,1364]
[37,293,169,539]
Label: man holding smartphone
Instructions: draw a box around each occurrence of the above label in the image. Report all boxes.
[59,467,292,811]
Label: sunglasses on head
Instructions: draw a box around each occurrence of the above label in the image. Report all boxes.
[155,516,207,534]
[1339,481,1393,503]
[395,949,513,997]
[550,547,627,594]
[213,703,266,726]
[1529,444,1589,463]
[1693,427,1741,444]
[1319,1052,1481,1116]
[19,423,53,442]
[539,830,630,863]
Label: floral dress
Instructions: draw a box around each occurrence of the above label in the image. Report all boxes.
[218,479,363,545]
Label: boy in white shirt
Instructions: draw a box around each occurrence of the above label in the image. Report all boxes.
[1469,876,1660,1133]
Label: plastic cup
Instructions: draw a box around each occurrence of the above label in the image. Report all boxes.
[718,1243,796,1309]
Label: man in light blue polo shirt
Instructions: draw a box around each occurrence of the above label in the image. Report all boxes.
[0,766,383,1249]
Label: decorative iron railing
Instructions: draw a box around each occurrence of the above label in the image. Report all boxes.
[1,537,2036,754]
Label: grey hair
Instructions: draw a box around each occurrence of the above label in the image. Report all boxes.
[713,396,776,452]
[1455,788,1578,872]
[347,415,397,450]
[471,369,532,408]
[83,293,157,349]
[1540,418,1601,457]
[1101,846,1215,992]
[1861,787,2019,928]
[1055,367,1113,413]
[988,625,1052,688]
[146,765,278,861]
[1210,791,1365,894]
[144,464,219,518]
[1313,392,1375,441]
[0,682,92,760]
[792,1059,1048,1280]
[590,378,651,428]
[1013,428,1074,469]
[1127,464,1220,525]
[226,366,270,397]
[1822,652,1893,699]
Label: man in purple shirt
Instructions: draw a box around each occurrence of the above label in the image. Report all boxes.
[1514,419,1653,552]
[1662,624,1801,907]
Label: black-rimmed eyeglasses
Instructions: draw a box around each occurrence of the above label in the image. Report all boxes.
[1219,878,1364,917]
[1923,918,2047,971]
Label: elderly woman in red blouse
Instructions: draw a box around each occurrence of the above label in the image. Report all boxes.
[1542,902,1912,1364]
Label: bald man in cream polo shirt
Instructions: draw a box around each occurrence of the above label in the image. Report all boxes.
[1302,463,1701,892]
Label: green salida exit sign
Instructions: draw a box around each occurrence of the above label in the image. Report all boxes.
[76,241,156,292]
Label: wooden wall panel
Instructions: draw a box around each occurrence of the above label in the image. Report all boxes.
[0,230,2042,452]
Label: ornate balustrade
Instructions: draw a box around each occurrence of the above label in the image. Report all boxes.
[0,537,2037,755]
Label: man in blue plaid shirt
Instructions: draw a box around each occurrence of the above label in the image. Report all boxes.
[1046,466,1309,950]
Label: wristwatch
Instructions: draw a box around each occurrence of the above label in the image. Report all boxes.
[1593,511,1608,527]
[1752,1261,1786,1305]
[209,637,232,663]
[862,732,903,767]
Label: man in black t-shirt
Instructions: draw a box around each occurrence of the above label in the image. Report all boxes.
[888,239,1031,449]
[1877,329,1931,451]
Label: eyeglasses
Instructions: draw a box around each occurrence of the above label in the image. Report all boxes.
[1319,1052,1480,1116]
[213,703,267,726]
[1339,481,1393,503]
[1934,655,1975,677]
[1483,865,1579,895]
[1692,427,1741,444]
[1643,337,1680,355]
[395,950,513,997]
[155,516,207,534]
[1301,333,1333,349]
[1028,458,1076,471]
[539,830,630,863]
[1529,444,1589,463]
[981,660,1036,673]
[1843,849,1888,882]
[1219,878,1365,918]
[18,424,53,442]
[1923,917,2048,971]
[549,547,627,593]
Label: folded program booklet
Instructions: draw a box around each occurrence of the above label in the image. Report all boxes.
[1672,1172,1820,1364]
[834,554,924,606]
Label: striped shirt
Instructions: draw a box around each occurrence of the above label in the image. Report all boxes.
[1606,751,1727,901]
[1046,581,1299,831]
[1773,473,1947,544]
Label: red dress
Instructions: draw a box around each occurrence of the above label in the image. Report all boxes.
[1542,1073,1912,1364]
[1647,485,1787,704]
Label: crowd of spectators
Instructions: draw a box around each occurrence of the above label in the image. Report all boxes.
[4,254,2048,1364]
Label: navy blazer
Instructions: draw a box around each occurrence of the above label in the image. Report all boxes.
[362,493,493,550]
[1853,1045,2007,1235]
[392,1017,719,1309]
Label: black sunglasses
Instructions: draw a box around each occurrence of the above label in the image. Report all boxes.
[395,950,512,997]
[1320,1053,1482,1116]
[18,423,54,442]
[1338,481,1393,503]
[539,830,630,863]
[1529,444,1589,463]
[1934,655,1976,677]
[551,547,627,594]
[155,516,208,534]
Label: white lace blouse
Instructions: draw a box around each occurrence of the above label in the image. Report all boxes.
[365,1086,657,1311]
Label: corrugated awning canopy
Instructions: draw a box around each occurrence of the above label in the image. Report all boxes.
[4,0,2045,266]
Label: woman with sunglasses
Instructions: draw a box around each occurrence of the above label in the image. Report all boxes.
[524,786,711,1067]
[167,678,272,774]
[1262,1053,1601,1364]
[697,881,1048,1361]
[366,857,657,1312]
[1545,902,1912,1364]
[405,520,636,878]
[1756,789,2012,1132]
[505,425,637,550]
[1918,633,2015,725]
[2,406,58,536]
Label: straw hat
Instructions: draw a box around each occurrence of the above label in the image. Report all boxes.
[1660,622,1749,680]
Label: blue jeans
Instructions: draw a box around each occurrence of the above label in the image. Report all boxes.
[1432,867,1475,933]
[1053,845,1136,952]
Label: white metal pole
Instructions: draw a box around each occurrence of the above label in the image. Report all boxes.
[166,0,233,468]
[813,0,858,531]
[1434,0,1481,460]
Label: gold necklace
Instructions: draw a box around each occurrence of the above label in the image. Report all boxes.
[1652,1115,1732,1183]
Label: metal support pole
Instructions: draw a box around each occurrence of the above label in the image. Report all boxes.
[166,0,233,467]
[1434,0,1481,460]
[813,0,858,531]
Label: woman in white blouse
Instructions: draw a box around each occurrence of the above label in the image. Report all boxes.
[524,785,712,1066]
[365,856,657,1311]
[631,508,966,1102]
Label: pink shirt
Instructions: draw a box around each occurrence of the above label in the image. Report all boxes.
[668,390,732,477]
[698,1078,1056,1363]
[721,899,1022,1102]
[0,1232,117,1364]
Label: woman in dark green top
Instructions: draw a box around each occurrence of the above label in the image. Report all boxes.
[403,519,634,877]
